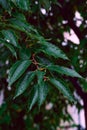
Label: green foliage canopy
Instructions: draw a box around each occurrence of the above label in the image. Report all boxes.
[0,0,87,129]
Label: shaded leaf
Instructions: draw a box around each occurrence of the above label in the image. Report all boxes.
[37,56,53,66]
[19,48,31,60]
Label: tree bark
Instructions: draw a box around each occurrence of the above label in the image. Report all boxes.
[59,2,87,129]
[69,77,87,130]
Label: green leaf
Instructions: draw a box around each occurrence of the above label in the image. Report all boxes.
[8,60,31,86]
[0,38,17,57]
[40,42,68,60]
[9,17,38,36]
[37,56,52,66]
[15,0,30,11]
[9,18,31,33]
[36,70,45,85]
[14,71,35,98]
[9,15,28,31]
[50,78,74,102]
[19,48,31,60]
[38,81,49,107]
[9,15,40,37]
[2,30,20,48]
[13,12,26,21]
[36,70,49,107]
[0,0,11,12]
[47,65,82,78]
[28,85,38,111]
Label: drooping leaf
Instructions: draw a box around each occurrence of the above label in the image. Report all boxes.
[8,60,31,86]
[0,38,17,57]
[39,42,68,60]
[13,12,26,21]
[9,18,68,61]
[9,17,29,32]
[9,18,33,34]
[12,0,30,11]
[2,30,20,48]
[14,71,35,98]
[36,70,49,107]
[0,0,11,12]
[47,65,82,78]
[36,70,45,85]
[50,77,74,102]
[37,56,53,66]
[38,81,49,107]
[28,85,38,111]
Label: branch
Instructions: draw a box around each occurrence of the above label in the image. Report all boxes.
[69,77,87,100]
[58,3,84,40]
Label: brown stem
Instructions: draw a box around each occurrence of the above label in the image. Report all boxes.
[32,54,39,69]
[69,77,84,99]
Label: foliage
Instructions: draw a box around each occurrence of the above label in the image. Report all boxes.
[0,0,87,129]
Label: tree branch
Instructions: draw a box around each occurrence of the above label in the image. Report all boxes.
[69,77,84,99]
[58,3,84,40]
